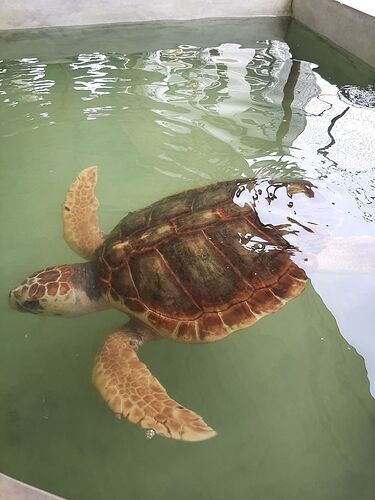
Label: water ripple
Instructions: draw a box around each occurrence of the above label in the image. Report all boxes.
[0,41,374,221]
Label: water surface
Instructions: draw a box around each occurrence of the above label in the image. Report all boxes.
[0,18,375,500]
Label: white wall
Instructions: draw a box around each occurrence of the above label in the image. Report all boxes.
[0,0,291,30]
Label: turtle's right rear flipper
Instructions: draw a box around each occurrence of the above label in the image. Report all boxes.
[92,321,217,442]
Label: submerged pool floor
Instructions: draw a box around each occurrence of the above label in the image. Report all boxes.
[0,17,375,500]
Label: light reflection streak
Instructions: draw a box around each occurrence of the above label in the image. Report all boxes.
[1,43,374,225]
[0,37,375,396]
[71,53,118,100]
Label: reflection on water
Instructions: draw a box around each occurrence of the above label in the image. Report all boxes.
[339,84,375,108]
[0,19,375,500]
[1,40,374,218]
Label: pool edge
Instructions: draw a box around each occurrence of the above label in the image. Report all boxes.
[0,473,65,500]
[293,0,375,68]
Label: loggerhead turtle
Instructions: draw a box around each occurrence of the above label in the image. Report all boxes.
[9,167,334,441]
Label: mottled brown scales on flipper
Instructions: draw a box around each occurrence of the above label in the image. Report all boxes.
[11,168,313,442]
[93,322,216,441]
[62,166,105,260]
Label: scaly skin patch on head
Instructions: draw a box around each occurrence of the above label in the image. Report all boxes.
[63,166,105,260]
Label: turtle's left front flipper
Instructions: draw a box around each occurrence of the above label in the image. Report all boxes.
[93,320,217,442]
[63,166,105,260]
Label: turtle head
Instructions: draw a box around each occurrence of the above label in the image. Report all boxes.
[9,262,108,316]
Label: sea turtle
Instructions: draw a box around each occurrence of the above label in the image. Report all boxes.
[8,167,363,441]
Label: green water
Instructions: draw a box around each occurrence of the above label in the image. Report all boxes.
[1,18,375,500]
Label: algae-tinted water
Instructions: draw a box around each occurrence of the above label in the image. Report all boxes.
[1,18,375,500]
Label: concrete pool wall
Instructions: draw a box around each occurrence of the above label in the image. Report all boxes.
[0,1,374,499]
[0,473,63,500]
[293,0,375,68]
[0,0,374,67]
[0,0,292,29]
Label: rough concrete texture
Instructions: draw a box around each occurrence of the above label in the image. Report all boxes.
[0,0,291,30]
[0,473,64,500]
[293,0,375,67]
[0,17,290,61]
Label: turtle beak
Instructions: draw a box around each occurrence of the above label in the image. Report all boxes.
[18,300,42,314]
[8,290,19,310]
[9,290,42,314]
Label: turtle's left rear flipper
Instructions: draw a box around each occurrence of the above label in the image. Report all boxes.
[92,320,217,442]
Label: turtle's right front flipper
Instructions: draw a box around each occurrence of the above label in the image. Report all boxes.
[63,166,105,260]
[93,321,217,442]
